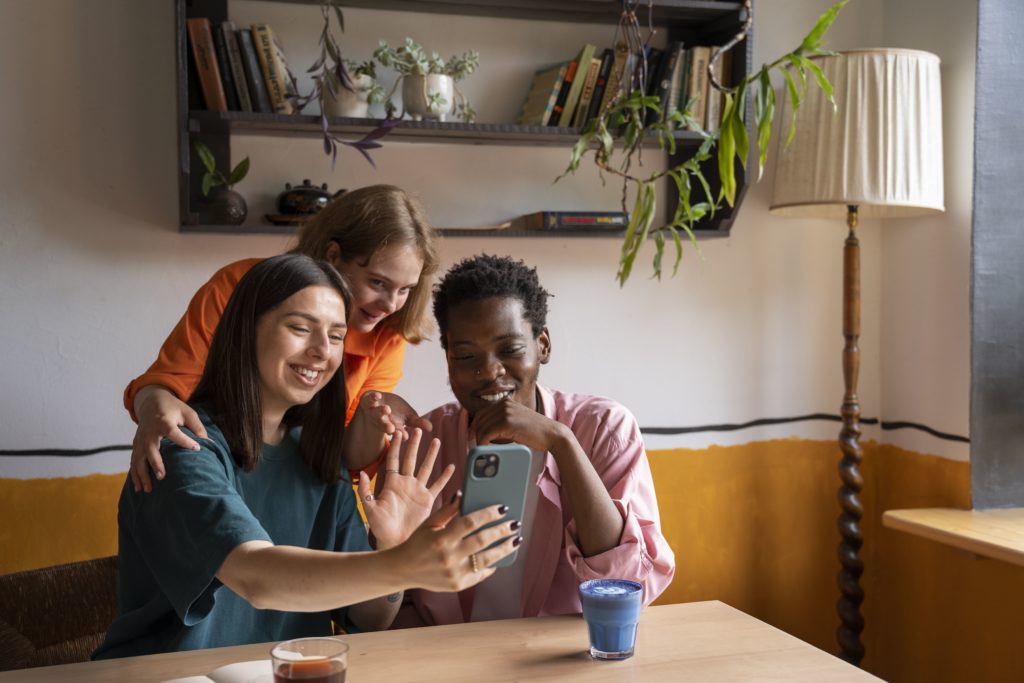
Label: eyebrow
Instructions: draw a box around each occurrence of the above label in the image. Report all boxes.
[365,269,419,289]
[284,311,347,329]
[450,332,524,347]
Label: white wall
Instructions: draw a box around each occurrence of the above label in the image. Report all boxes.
[1,0,970,479]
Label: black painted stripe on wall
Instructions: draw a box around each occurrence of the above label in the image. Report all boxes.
[0,414,969,456]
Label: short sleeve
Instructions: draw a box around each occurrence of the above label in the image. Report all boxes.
[123,438,271,626]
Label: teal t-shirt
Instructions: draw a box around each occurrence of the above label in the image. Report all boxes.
[94,412,370,659]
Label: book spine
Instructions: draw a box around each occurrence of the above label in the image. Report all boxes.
[584,48,615,124]
[222,22,253,112]
[539,65,568,126]
[211,24,240,111]
[686,46,711,130]
[596,42,630,118]
[522,211,628,231]
[237,28,273,113]
[185,18,227,112]
[549,60,578,127]
[658,41,684,126]
[558,45,596,127]
[251,23,294,115]
[705,48,730,132]
[572,57,603,128]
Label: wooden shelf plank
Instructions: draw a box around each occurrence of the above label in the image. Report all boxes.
[189,111,709,148]
[882,507,1024,567]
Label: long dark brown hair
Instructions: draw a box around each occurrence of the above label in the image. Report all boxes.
[291,184,439,343]
[191,254,352,483]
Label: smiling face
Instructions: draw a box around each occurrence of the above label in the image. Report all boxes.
[255,285,348,420]
[329,241,424,334]
[444,296,551,418]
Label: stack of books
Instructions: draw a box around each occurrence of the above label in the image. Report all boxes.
[515,41,731,131]
[186,17,297,115]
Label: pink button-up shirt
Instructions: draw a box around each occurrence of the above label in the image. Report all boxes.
[402,386,675,626]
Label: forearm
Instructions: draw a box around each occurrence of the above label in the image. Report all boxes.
[218,542,410,614]
[550,428,625,557]
[347,590,404,632]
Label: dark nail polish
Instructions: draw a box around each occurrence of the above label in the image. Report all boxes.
[498,504,509,514]
[513,536,523,547]
[510,520,522,531]
[450,490,462,504]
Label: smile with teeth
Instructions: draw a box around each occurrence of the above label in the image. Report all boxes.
[291,365,323,385]
[480,390,513,402]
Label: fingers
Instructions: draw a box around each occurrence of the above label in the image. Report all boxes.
[427,463,455,499]
[357,471,375,510]
[471,533,522,571]
[415,437,441,486]
[446,503,509,540]
[462,517,520,556]
[181,407,208,440]
[413,416,433,433]
[425,490,461,531]
[384,430,403,474]
[130,435,156,494]
[399,428,423,477]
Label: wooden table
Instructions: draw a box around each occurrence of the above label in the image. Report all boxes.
[884,506,1024,566]
[1,601,879,682]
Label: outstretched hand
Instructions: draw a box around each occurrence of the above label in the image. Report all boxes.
[358,429,453,549]
[357,391,433,440]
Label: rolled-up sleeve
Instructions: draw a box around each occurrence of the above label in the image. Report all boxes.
[560,406,675,606]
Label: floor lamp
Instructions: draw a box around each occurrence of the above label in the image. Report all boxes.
[768,49,944,666]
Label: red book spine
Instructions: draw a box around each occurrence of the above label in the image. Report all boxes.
[186,18,228,112]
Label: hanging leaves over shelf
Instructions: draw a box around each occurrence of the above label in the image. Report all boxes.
[559,0,849,286]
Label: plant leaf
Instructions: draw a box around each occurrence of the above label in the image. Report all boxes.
[782,67,801,145]
[801,56,835,110]
[200,173,214,197]
[717,93,736,205]
[228,156,250,186]
[194,142,216,174]
[756,70,774,180]
[800,0,849,53]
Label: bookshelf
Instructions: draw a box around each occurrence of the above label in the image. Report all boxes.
[177,0,753,236]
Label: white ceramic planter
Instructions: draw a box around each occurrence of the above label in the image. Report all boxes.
[402,74,454,121]
[322,73,373,118]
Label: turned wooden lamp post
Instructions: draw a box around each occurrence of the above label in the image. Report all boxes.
[768,48,944,666]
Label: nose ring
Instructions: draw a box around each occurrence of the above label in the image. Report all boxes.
[475,369,481,376]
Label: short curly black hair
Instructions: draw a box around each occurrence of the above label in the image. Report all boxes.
[433,254,551,350]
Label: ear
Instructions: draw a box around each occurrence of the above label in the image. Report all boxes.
[324,240,342,268]
[536,327,552,365]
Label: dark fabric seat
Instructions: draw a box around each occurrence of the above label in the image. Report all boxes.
[0,555,118,672]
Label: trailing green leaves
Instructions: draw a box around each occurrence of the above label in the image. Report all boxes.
[559,0,847,285]
[193,141,249,197]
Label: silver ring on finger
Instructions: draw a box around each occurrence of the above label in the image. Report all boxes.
[470,553,481,572]
[385,469,400,474]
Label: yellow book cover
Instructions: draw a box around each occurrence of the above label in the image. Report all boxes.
[251,23,295,115]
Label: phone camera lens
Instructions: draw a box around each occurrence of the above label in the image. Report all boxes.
[483,464,497,477]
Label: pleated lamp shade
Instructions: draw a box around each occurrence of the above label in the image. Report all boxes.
[769,48,944,219]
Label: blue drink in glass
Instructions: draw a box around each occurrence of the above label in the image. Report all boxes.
[578,579,643,660]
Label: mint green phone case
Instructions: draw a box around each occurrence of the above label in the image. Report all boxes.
[460,443,532,568]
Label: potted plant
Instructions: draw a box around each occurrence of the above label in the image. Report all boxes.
[322,59,386,118]
[194,140,250,225]
[292,2,397,167]
[374,38,479,122]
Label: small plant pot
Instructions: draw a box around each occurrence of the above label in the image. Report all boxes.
[203,187,247,225]
[402,74,454,122]
[323,73,373,118]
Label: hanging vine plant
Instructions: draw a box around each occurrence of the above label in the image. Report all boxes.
[559,0,848,285]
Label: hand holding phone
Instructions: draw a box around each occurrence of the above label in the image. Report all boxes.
[460,443,532,569]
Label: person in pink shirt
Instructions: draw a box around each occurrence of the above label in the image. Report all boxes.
[396,254,675,626]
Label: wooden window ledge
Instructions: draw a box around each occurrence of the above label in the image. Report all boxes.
[883,507,1024,567]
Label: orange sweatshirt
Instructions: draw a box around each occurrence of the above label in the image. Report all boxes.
[123,258,407,424]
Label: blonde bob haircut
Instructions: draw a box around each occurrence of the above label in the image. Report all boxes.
[291,184,438,343]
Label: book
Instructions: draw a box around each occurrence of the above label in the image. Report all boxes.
[643,47,669,125]
[583,48,616,124]
[516,62,568,126]
[510,210,629,231]
[221,22,252,112]
[572,57,603,128]
[211,22,240,111]
[237,28,273,113]
[557,43,597,127]
[704,47,731,132]
[549,59,578,127]
[595,41,630,117]
[685,46,712,130]
[251,23,295,115]
[658,41,686,126]
[185,17,227,111]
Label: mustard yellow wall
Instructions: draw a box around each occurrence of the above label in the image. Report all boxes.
[3,440,1024,682]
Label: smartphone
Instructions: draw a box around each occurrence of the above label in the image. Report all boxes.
[460,443,533,569]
